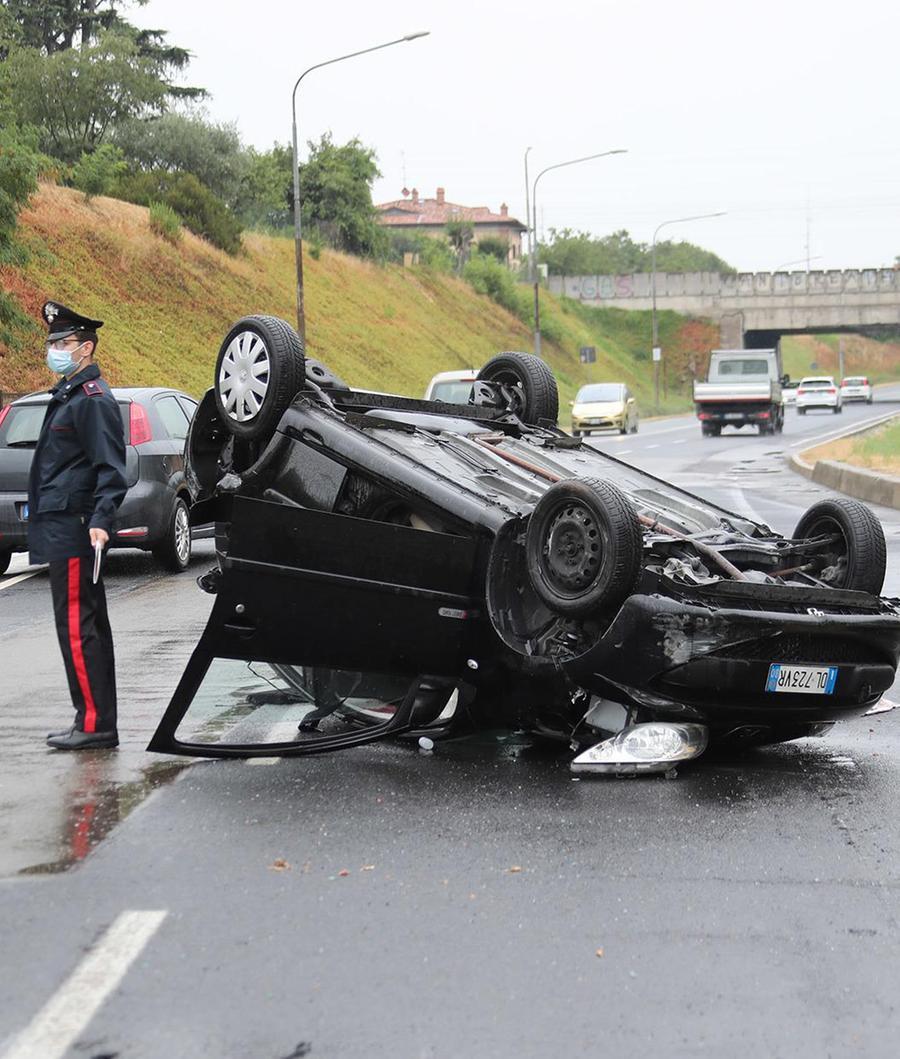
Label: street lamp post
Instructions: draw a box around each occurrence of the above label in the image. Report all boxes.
[523,146,532,282]
[650,210,726,410]
[530,149,627,357]
[291,31,429,345]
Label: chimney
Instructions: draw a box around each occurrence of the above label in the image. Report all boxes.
[411,188,419,205]
[500,202,508,217]
[436,187,445,205]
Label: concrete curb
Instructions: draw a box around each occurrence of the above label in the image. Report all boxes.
[788,410,900,508]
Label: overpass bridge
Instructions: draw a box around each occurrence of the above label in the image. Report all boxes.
[549,269,900,348]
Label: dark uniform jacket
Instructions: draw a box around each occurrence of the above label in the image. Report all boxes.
[27,364,127,564]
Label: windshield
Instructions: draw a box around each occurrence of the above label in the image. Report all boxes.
[0,404,48,447]
[713,359,770,377]
[575,384,624,403]
[430,381,474,405]
[0,401,131,447]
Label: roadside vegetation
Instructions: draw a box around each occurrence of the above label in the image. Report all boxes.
[804,419,900,476]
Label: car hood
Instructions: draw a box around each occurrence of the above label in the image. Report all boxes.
[573,401,626,417]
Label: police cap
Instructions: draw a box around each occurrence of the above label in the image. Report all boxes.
[42,301,104,342]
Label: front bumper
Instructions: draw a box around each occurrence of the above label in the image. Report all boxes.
[563,592,900,730]
[572,414,625,432]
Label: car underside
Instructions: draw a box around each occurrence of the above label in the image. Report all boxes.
[148,316,900,774]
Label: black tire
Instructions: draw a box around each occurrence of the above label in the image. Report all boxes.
[476,351,559,425]
[525,477,643,617]
[798,407,806,415]
[0,551,10,576]
[153,497,192,573]
[792,497,886,595]
[214,315,305,441]
[867,397,873,405]
[572,428,581,437]
[833,404,840,414]
[631,420,639,434]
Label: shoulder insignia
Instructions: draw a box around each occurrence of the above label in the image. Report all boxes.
[82,380,104,396]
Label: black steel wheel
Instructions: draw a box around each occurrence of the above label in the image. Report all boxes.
[524,477,642,617]
[476,351,559,425]
[214,315,305,441]
[153,497,192,573]
[792,497,886,595]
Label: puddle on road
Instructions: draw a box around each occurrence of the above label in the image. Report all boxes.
[18,759,189,876]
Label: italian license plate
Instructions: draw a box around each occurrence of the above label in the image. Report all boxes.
[724,412,744,419]
[766,663,837,695]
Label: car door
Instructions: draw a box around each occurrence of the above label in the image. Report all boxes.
[149,493,486,757]
[152,393,191,487]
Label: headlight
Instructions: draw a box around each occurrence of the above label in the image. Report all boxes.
[571,722,709,774]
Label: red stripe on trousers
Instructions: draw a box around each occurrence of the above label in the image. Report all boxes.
[67,557,98,733]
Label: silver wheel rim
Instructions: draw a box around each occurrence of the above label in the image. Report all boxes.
[175,504,190,565]
[218,330,271,422]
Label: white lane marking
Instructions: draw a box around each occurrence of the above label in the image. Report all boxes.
[4,910,167,1059]
[645,444,659,450]
[672,438,687,445]
[617,449,632,455]
[0,571,40,591]
[725,487,768,526]
[247,756,281,766]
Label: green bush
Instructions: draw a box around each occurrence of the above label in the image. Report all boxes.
[475,236,508,263]
[148,200,181,243]
[463,254,526,317]
[70,144,127,199]
[115,169,242,254]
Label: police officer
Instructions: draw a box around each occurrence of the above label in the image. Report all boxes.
[29,301,127,750]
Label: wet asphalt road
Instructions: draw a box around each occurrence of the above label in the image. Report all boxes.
[2,396,900,1057]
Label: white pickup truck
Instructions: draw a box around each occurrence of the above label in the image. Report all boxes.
[693,349,787,437]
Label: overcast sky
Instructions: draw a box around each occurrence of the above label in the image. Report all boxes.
[137,0,898,272]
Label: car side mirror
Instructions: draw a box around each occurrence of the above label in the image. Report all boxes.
[780,374,790,385]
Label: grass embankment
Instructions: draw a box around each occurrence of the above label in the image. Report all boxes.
[0,185,716,412]
[804,418,900,476]
[782,333,900,386]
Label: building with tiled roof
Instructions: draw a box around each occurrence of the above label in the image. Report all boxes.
[376,187,526,265]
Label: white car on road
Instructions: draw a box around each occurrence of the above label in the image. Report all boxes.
[840,375,873,404]
[796,376,842,415]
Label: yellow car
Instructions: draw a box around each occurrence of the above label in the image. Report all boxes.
[571,383,639,436]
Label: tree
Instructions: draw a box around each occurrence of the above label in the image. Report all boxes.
[4,32,169,161]
[234,143,293,228]
[298,134,386,258]
[113,112,248,206]
[446,219,474,271]
[70,142,126,198]
[539,227,733,276]
[0,124,43,345]
[476,235,508,263]
[0,1,203,98]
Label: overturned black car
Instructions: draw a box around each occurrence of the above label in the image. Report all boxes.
[149,315,900,772]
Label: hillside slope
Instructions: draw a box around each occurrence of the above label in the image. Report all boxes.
[0,185,715,406]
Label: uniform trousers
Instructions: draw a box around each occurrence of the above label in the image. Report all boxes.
[48,556,117,733]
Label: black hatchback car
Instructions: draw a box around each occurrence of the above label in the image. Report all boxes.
[148,315,900,774]
[0,386,200,575]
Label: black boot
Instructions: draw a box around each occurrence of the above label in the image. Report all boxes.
[47,727,118,750]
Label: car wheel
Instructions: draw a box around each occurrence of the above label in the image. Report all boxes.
[0,551,10,576]
[631,420,639,434]
[792,497,886,595]
[153,497,192,573]
[572,428,581,437]
[798,407,806,415]
[524,477,642,617]
[475,351,559,426]
[214,315,305,442]
[867,397,873,405]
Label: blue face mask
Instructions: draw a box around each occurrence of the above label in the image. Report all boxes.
[46,343,87,376]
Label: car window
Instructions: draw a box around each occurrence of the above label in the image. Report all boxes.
[430,381,474,404]
[714,359,770,377]
[155,395,190,440]
[576,384,623,402]
[0,403,47,447]
[177,396,199,422]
